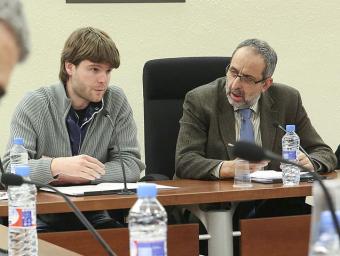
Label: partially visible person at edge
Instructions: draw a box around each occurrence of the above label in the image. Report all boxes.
[0,0,30,225]
[2,27,145,231]
[0,0,29,100]
[175,38,337,221]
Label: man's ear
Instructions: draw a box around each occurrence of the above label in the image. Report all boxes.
[65,62,74,76]
[262,77,273,92]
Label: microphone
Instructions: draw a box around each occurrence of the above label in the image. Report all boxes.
[273,121,319,171]
[102,109,134,195]
[232,141,340,241]
[1,173,117,256]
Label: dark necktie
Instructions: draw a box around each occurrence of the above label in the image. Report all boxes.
[239,108,254,143]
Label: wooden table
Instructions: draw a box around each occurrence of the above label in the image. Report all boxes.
[0,179,315,216]
[0,177,335,256]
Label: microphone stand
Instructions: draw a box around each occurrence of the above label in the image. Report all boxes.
[103,111,134,195]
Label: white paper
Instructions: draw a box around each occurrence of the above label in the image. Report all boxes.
[250,170,283,179]
[0,192,7,200]
[40,182,177,196]
[250,170,308,180]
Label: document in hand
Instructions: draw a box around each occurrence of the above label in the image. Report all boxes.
[250,170,312,184]
[40,183,178,196]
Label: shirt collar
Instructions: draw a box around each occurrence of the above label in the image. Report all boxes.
[233,97,260,114]
[68,99,104,126]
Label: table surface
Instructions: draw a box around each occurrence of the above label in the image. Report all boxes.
[1,175,336,216]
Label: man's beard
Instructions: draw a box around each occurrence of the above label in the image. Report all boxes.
[225,85,260,109]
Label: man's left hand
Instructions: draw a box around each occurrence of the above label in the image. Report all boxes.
[298,151,314,171]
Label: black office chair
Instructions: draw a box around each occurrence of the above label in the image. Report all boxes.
[335,145,340,169]
[143,57,231,179]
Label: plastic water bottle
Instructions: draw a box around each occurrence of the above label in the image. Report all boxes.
[10,138,28,174]
[8,165,38,256]
[310,211,340,255]
[281,124,300,185]
[128,183,167,256]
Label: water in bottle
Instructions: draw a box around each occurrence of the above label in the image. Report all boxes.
[10,138,28,174]
[281,124,300,185]
[8,165,38,256]
[310,211,340,255]
[128,183,167,256]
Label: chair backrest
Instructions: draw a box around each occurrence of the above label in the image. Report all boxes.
[336,145,340,169]
[143,56,231,178]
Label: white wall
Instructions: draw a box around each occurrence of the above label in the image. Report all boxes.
[1,0,340,159]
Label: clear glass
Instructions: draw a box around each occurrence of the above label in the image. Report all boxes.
[233,159,252,188]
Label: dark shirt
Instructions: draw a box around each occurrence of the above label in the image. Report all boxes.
[66,101,103,156]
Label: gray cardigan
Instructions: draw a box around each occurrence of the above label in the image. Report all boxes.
[2,83,145,184]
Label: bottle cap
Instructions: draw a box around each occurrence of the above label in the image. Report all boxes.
[137,183,157,198]
[14,165,30,177]
[285,125,296,132]
[13,137,24,145]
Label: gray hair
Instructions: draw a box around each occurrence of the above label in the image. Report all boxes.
[0,0,29,61]
[232,39,277,78]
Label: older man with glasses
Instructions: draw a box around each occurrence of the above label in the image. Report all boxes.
[176,39,336,181]
[175,39,336,237]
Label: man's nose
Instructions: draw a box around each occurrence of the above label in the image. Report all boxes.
[98,72,109,83]
[230,76,243,89]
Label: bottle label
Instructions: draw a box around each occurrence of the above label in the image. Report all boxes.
[282,150,297,160]
[130,240,166,256]
[9,207,36,229]
[10,164,16,174]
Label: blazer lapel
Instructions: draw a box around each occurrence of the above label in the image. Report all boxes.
[217,83,236,158]
[259,90,278,152]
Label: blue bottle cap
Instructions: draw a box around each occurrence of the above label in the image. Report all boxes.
[285,125,296,132]
[13,137,24,145]
[137,183,157,198]
[15,165,30,177]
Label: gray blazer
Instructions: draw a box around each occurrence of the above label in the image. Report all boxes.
[175,77,337,180]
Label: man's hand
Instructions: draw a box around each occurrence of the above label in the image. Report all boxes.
[219,159,269,178]
[298,151,314,171]
[51,155,105,181]
[49,174,90,186]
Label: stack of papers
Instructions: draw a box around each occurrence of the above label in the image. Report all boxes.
[250,170,310,184]
[40,182,177,196]
[251,170,283,180]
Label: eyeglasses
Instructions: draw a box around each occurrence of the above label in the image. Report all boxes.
[226,64,267,86]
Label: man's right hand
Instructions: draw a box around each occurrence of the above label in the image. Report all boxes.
[50,155,105,181]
